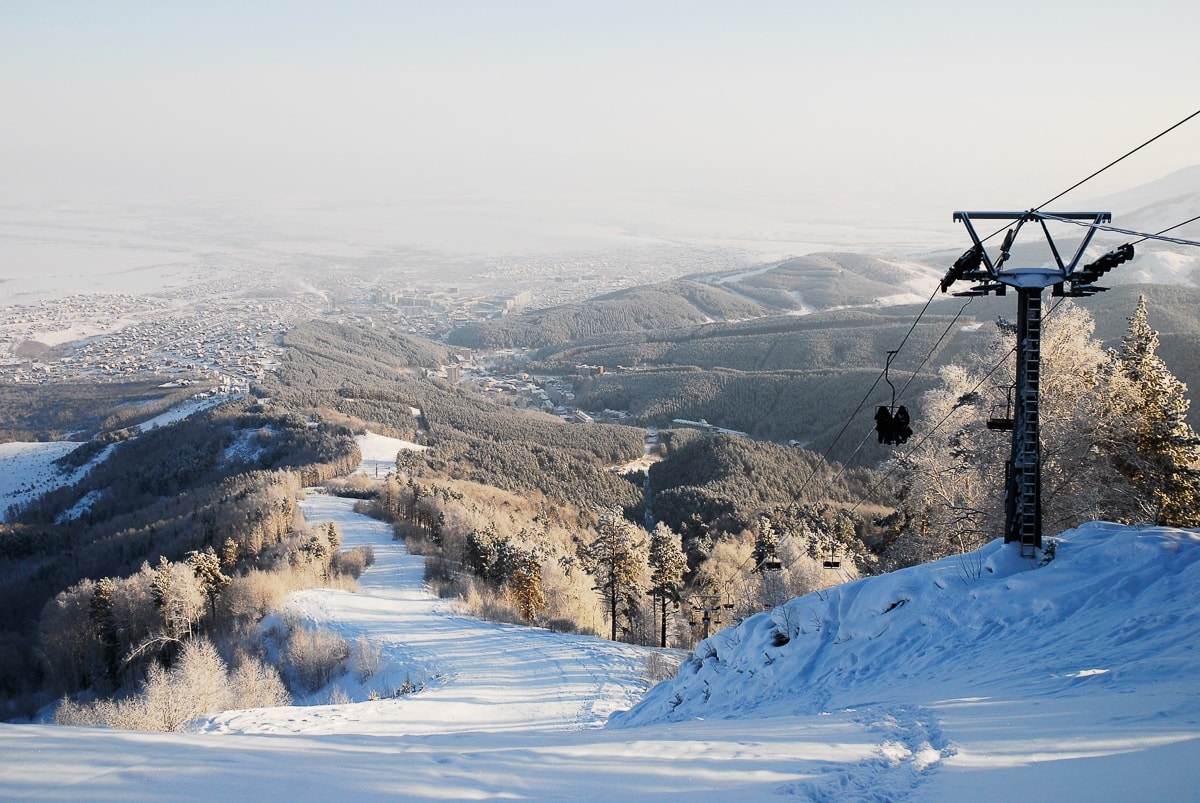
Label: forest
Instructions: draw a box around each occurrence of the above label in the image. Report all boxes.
[0,398,361,715]
[0,379,209,442]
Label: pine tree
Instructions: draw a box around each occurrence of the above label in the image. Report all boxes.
[1112,296,1200,526]
[505,546,547,622]
[647,522,687,647]
[751,515,779,570]
[89,577,120,687]
[186,546,231,622]
[219,537,239,570]
[580,508,647,641]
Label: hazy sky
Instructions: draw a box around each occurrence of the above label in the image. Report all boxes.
[2,1,1198,253]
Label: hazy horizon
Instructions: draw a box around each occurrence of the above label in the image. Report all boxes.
[2,1,1199,271]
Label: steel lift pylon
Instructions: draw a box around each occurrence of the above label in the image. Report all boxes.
[941,210,1132,556]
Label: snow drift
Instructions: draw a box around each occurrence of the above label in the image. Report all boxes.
[613,523,1200,728]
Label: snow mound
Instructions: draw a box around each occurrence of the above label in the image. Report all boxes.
[612,523,1200,728]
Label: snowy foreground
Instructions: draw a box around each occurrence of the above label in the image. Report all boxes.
[3,469,1200,799]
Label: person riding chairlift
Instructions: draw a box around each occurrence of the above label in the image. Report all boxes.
[875,405,911,446]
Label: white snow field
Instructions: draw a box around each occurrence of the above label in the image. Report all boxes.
[352,431,426,481]
[0,440,84,520]
[1,473,1199,799]
[0,395,230,522]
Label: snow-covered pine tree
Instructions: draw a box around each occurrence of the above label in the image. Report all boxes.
[647,522,687,647]
[751,515,779,570]
[1110,296,1200,526]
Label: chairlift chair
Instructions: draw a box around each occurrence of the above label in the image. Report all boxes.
[874,351,912,445]
[986,384,1016,431]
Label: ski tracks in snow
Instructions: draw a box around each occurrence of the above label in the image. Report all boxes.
[779,703,954,801]
[200,491,654,737]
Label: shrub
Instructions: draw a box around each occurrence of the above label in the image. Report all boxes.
[644,651,683,685]
[350,636,383,683]
[51,637,265,732]
[228,652,291,709]
[282,620,350,694]
[332,546,376,579]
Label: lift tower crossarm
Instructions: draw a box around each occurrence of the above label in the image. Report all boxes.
[951,211,1112,286]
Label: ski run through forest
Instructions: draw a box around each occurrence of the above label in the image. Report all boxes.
[1,435,1198,800]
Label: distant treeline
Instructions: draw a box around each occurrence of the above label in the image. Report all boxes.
[647,429,880,543]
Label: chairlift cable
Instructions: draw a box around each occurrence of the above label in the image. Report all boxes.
[1034,108,1200,211]
[807,298,977,515]
[1036,212,1200,249]
[845,298,1068,520]
[1139,213,1200,244]
[893,297,974,403]
[968,109,1200,248]
[794,284,941,500]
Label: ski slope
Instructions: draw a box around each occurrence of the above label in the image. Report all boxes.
[199,491,653,736]
[2,450,1199,798]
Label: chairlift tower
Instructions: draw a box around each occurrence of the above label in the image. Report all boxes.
[941,211,1132,556]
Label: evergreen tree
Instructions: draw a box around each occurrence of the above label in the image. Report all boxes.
[647,522,687,647]
[186,546,231,622]
[89,577,120,688]
[505,546,547,622]
[219,537,239,570]
[580,509,647,641]
[1111,297,1200,526]
[751,515,780,570]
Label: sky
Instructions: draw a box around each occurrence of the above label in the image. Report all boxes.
[2,1,1199,255]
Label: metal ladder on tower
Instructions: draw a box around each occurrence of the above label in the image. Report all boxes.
[1013,290,1042,558]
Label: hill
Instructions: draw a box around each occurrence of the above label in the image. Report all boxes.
[559,284,1200,454]
[612,523,1200,798]
[448,253,943,352]
[2,509,1196,799]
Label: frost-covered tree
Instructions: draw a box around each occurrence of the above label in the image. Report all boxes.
[751,515,779,570]
[151,557,206,646]
[885,361,1004,567]
[647,522,687,647]
[580,509,647,641]
[885,301,1147,567]
[1109,296,1200,526]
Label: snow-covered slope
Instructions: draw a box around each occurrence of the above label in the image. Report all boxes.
[2,482,1198,799]
[0,440,85,520]
[615,523,1200,726]
[198,492,653,736]
[351,431,426,480]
